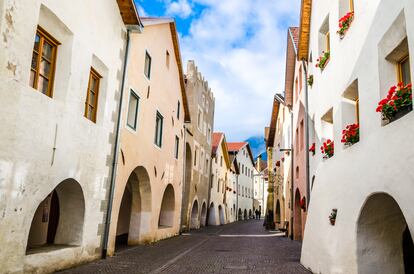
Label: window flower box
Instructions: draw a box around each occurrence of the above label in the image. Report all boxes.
[337,11,354,39]
[309,143,316,155]
[329,209,337,226]
[316,51,330,70]
[320,140,334,159]
[376,83,412,123]
[300,197,307,211]
[341,124,359,146]
[307,74,314,87]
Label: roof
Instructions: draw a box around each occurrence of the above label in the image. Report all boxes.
[298,0,312,60]
[116,0,143,27]
[227,142,255,167]
[212,132,224,156]
[285,27,299,107]
[266,94,285,148]
[140,17,191,123]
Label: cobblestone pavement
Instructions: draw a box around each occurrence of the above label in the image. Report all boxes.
[59,220,311,274]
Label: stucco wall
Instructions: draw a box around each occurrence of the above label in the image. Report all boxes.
[0,0,126,272]
[302,0,414,273]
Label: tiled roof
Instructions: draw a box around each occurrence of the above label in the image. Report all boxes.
[212,132,224,156]
[227,142,247,152]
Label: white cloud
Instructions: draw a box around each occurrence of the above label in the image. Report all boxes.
[166,0,192,19]
[178,0,300,141]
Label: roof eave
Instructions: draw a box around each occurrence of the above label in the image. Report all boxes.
[298,0,312,61]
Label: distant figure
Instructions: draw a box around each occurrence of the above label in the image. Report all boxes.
[255,210,260,219]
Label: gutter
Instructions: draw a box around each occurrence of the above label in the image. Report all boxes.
[302,60,311,209]
[102,26,139,258]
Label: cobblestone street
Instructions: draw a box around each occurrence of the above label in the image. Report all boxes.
[60,220,310,274]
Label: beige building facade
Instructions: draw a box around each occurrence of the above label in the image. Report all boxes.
[0,0,141,272]
[181,60,215,231]
[106,17,191,255]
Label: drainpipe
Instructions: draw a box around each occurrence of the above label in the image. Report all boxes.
[102,27,133,259]
[290,110,294,240]
[179,124,188,233]
[235,153,239,221]
[302,60,311,209]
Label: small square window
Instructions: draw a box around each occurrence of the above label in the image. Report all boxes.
[85,68,102,123]
[144,51,152,79]
[177,101,181,120]
[154,111,163,147]
[166,50,170,69]
[127,91,139,130]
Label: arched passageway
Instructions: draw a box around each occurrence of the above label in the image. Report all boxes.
[244,209,247,220]
[276,200,281,224]
[357,193,414,274]
[294,189,302,240]
[200,202,207,227]
[116,166,152,250]
[249,209,252,219]
[208,203,216,225]
[238,208,242,221]
[159,184,175,228]
[190,200,199,229]
[26,179,85,254]
[182,143,192,229]
[218,205,225,225]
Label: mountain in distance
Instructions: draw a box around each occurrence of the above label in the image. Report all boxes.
[245,135,267,161]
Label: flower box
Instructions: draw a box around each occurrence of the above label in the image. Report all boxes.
[376,82,412,123]
[316,51,330,70]
[309,143,316,155]
[300,197,307,211]
[337,11,354,39]
[320,140,334,159]
[341,124,359,146]
[307,74,314,87]
[329,209,337,226]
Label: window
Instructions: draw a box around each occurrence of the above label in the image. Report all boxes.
[326,32,331,52]
[300,120,304,150]
[296,128,299,154]
[197,108,202,130]
[349,0,354,11]
[398,55,411,85]
[154,111,163,147]
[177,101,181,120]
[220,156,223,167]
[85,68,102,122]
[295,77,299,102]
[166,50,170,69]
[299,66,303,92]
[30,27,59,97]
[144,51,152,79]
[127,90,139,130]
[194,148,198,166]
[207,126,211,144]
[174,136,179,159]
[319,15,330,57]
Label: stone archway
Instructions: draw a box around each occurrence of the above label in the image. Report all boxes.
[238,208,242,221]
[208,203,216,225]
[190,200,199,229]
[357,193,414,274]
[294,189,302,240]
[243,209,247,220]
[26,179,85,254]
[276,200,281,224]
[200,202,207,227]
[218,205,225,225]
[158,184,175,228]
[249,209,252,219]
[116,166,152,250]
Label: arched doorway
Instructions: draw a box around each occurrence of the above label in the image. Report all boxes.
[208,203,216,225]
[294,189,302,240]
[116,166,152,250]
[238,208,242,221]
[249,209,252,219]
[200,202,207,227]
[182,143,192,229]
[158,184,175,228]
[218,205,225,225]
[357,193,414,274]
[243,209,247,220]
[26,179,85,253]
[276,200,281,225]
[190,200,199,229]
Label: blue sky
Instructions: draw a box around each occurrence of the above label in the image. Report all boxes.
[135,0,300,143]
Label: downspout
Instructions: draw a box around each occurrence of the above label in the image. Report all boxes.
[102,26,136,258]
[179,124,188,233]
[302,60,311,208]
[235,153,239,221]
[290,110,294,240]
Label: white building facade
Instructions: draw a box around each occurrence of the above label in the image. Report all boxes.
[299,0,414,273]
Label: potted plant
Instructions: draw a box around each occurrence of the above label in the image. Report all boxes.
[281,157,285,162]
[329,209,337,225]
[309,143,316,155]
[376,82,412,123]
[316,51,330,70]
[300,197,307,211]
[307,74,314,87]
[337,11,354,39]
[341,123,359,146]
[320,140,334,159]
